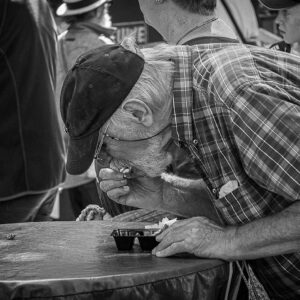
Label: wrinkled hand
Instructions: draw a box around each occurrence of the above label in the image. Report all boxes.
[76,205,107,221]
[98,168,164,210]
[152,217,232,260]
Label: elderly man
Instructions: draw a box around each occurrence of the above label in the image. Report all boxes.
[92,0,258,220]
[61,35,300,299]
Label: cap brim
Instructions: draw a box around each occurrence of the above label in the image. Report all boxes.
[259,0,299,9]
[56,0,108,17]
[66,131,99,175]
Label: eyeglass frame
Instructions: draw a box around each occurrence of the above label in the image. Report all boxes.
[93,121,171,161]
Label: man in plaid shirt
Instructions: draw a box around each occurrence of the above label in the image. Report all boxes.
[60,32,300,300]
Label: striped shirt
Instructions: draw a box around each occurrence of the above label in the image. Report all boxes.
[171,43,300,299]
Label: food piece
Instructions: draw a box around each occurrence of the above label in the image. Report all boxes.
[145,217,178,235]
[5,233,16,240]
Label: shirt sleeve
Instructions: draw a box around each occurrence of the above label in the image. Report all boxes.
[228,80,300,201]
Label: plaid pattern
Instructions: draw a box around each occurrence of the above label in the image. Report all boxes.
[171,43,300,299]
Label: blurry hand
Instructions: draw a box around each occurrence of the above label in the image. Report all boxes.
[152,217,232,259]
[76,205,108,221]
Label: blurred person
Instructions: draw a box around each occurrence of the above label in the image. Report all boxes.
[138,0,237,45]
[0,0,65,223]
[216,0,259,44]
[55,0,116,219]
[259,0,300,53]
[61,33,300,300]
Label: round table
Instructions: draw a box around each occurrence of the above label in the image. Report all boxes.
[0,221,229,300]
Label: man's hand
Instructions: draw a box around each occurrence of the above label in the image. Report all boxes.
[153,201,300,261]
[98,168,165,210]
[152,217,232,259]
[98,167,222,221]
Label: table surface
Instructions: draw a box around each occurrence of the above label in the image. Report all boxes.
[0,221,228,300]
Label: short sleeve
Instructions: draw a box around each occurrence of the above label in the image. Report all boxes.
[229,81,300,201]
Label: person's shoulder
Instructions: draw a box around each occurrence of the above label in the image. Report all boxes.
[66,29,109,47]
[191,43,260,99]
[191,43,257,77]
[192,42,299,78]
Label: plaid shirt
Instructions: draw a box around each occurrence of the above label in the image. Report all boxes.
[171,43,300,299]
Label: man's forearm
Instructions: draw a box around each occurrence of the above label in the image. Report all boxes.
[160,175,222,224]
[221,201,300,260]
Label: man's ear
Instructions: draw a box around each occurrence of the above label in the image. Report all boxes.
[122,99,153,127]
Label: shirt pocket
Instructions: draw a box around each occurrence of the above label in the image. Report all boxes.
[212,179,288,225]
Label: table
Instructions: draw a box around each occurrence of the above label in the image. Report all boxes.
[0,221,229,300]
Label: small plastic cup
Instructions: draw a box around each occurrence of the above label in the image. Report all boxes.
[138,236,159,251]
[113,236,135,251]
[111,229,159,251]
[111,229,136,251]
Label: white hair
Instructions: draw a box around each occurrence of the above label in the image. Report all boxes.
[110,37,178,127]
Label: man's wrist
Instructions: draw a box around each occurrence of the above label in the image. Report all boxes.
[213,226,239,261]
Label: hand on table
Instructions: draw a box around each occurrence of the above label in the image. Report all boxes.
[152,217,232,260]
[76,205,111,221]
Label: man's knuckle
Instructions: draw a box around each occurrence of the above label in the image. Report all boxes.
[99,181,107,191]
[170,243,178,251]
[98,169,105,178]
[106,190,116,200]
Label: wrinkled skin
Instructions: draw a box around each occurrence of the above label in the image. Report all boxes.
[153,217,232,259]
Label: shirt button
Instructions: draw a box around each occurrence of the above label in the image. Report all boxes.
[193,139,198,145]
[212,188,217,195]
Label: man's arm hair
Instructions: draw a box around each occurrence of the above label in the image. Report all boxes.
[223,200,300,260]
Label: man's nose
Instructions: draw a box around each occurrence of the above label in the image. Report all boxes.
[275,11,284,26]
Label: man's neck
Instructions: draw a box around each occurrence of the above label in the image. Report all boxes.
[165,12,216,44]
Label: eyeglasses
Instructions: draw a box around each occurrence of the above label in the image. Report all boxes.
[94,121,111,162]
[94,122,171,162]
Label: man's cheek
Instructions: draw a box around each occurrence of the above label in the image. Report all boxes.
[108,144,151,161]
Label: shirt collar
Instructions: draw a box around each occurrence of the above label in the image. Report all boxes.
[178,18,237,45]
[171,46,194,145]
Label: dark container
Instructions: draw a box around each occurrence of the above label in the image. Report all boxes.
[138,236,159,251]
[111,229,159,251]
[113,236,135,251]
